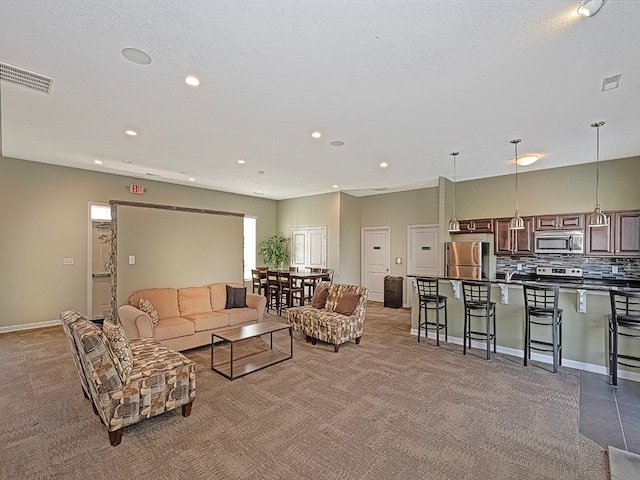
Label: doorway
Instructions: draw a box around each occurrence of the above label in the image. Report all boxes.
[87,203,112,320]
[362,227,390,302]
[407,225,440,277]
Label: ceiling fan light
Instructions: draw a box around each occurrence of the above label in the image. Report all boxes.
[448,216,460,233]
[588,205,608,227]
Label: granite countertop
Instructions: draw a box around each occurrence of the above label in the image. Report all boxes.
[407,273,640,292]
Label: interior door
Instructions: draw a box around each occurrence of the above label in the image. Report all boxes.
[407,225,439,276]
[362,227,390,302]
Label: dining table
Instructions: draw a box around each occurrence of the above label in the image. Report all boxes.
[265,269,331,304]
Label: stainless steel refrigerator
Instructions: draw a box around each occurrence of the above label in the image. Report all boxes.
[445,241,490,280]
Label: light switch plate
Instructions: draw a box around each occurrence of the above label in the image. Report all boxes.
[612,265,619,274]
[62,257,74,265]
[128,255,135,265]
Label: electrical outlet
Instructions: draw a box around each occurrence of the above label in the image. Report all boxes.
[517,264,523,271]
[612,265,619,274]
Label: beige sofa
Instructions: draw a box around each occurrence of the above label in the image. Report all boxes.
[118,283,266,351]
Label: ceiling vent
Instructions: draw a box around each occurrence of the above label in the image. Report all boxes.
[602,73,621,92]
[0,62,53,94]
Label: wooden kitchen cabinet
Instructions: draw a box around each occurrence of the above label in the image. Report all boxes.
[534,214,584,231]
[494,217,534,255]
[451,218,494,234]
[584,210,640,256]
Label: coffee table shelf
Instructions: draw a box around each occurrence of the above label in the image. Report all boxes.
[211,320,292,380]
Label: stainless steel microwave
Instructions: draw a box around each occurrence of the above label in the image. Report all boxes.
[533,230,584,254]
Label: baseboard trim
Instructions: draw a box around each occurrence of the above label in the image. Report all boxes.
[410,328,640,382]
[0,319,61,334]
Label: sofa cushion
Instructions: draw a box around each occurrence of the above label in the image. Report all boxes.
[225,308,258,326]
[139,297,159,326]
[334,292,360,316]
[226,285,247,309]
[129,288,180,320]
[102,320,134,380]
[178,287,212,316]
[153,317,195,341]
[311,284,330,309]
[208,283,228,311]
[183,312,230,332]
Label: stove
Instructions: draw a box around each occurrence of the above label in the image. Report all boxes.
[536,266,583,283]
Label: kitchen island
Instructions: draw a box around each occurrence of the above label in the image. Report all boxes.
[407,274,640,380]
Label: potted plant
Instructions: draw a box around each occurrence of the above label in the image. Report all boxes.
[258,232,290,270]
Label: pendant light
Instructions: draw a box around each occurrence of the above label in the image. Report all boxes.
[588,121,608,228]
[509,139,525,230]
[448,151,461,232]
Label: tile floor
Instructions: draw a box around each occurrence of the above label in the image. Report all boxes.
[580,371,640,454]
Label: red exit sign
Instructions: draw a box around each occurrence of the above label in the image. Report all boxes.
[129,184,145,195]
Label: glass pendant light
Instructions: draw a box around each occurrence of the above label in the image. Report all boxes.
[448,151,461,232]
[509,139,525,230]
[588,121,608,228]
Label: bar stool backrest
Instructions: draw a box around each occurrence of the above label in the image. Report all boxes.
[462,281,491,308]
[610,290,640,325]
[267,271,279,288]
[289,267,298,272]
[523,284,559,315]
[416,277,439,299]
[311,267,323,273]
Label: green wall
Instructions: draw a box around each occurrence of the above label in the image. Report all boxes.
[0,156,277,328]
[338,193,361,285]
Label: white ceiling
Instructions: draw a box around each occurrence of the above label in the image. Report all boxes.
[1,1,638,200]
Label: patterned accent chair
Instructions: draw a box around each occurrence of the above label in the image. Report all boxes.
[287,282,368,352]
[60,310,196,446]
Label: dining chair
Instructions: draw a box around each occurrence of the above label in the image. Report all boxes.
[266,271,280,313]
[251,269,267,296]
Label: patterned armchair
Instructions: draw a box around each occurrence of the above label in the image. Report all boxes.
[60,310,196,446]
[287,282,368,352]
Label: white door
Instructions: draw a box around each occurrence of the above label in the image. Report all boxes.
[362,227,390,302]
[407,225,439,277]
[291,227,326,269]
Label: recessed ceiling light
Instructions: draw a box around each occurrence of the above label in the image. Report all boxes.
[237,159,246,164]
[93,160,103,165]
[254,191,263,195]
[121,48,152,65]
[330,140,345,147]
[125,130,138,136]
[185,75,200,87]
[188,177,196,182]
[311,131,322,139]
[516,155,539,166]
[379,161,389,168]
[577,0,606,17]
[333,185,339,189]
[122,160,132,164]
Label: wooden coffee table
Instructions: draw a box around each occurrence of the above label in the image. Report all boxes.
[210,320,292,380]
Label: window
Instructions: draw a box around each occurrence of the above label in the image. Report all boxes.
[243,217,256,280]
[91,204,111,221]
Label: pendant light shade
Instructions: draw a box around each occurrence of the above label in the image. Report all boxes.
[588,121,608,228]
[448,151,461,232]
[509,139,525,230]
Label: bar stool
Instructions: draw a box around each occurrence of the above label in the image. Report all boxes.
[609,290,640,386]
[415,277,448,346]
[266,271,280,314]
[523,284,563,373]
[462,281,496,360]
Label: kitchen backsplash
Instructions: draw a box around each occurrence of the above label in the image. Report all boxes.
[496,255,640,281]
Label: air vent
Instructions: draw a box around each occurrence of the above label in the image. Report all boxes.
[602,73,621,92]
[0,62,53,94]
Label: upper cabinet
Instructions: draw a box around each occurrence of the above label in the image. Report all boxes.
[451,218,494,234]
[534,214,584,231]
[585,210,640,256]
[494,217,534,255]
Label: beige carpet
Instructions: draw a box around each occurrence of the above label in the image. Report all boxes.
[0,303,609,479]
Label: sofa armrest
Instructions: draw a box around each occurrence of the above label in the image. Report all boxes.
[118,305,153,339]
[246,293,266,322]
